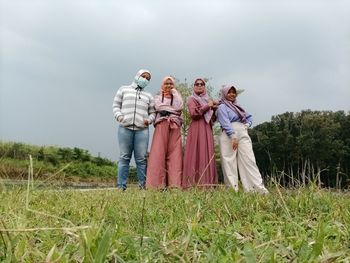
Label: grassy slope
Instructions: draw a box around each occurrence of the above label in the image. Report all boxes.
[0,158,116,185]
[0,185,349,262]
[0,141,118,184]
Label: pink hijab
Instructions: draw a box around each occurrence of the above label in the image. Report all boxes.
[190,78,213,123]
[219,85,247,123]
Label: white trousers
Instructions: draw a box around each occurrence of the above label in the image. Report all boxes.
[219,122,268,193]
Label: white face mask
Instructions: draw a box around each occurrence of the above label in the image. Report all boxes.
[137,76,149,88]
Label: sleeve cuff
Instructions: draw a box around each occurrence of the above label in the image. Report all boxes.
[202,104,210,111]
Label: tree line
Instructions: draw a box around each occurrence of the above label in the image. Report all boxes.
[250,110,350,189]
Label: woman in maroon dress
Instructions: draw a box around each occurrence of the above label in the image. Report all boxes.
[182,78,218,188]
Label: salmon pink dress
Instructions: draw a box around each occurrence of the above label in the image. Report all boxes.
[146,79,183,189]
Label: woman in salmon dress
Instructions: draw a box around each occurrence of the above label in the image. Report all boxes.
[182,78,218,188]
[146,76,183,189]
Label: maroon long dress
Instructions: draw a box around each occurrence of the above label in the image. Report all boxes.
[182,97,217,188]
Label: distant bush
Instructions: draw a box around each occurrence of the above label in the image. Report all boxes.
[0,141,121,181]
[0,141,114,165]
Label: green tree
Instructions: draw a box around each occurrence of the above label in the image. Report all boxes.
[57,147,74,162]
[252,110,350,188]
[73,147,91,162]
[37,147,45,161]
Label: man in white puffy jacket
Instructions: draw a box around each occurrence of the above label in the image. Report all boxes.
[112,69,156,190]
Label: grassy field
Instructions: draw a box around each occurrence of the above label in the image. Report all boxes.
[0,183,349,262]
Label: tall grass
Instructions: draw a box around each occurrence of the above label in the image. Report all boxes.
[0,181,349,262]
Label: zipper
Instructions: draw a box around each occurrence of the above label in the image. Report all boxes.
[132,88,142,130]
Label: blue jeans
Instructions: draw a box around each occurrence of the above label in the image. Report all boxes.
[117,126,149,189]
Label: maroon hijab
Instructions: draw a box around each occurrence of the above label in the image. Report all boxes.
[190,78,213,123]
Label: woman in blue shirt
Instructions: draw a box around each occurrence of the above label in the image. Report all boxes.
[217,85,268,193]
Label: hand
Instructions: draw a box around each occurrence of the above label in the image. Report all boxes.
[117,116,124,122]
[208,99,214,108]
[144,119,150,126]
[231,138,238,150]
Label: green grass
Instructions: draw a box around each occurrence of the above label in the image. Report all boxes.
[0,184,349,262]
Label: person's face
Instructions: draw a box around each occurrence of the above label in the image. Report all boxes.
[194,80,205,95]
[141,72,151,81]
[226,88,237,102]
[163,79,174,92]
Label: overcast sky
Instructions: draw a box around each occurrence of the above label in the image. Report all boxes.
[1,0,349,161]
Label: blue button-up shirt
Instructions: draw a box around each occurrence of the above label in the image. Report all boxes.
[217,104,253,138]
